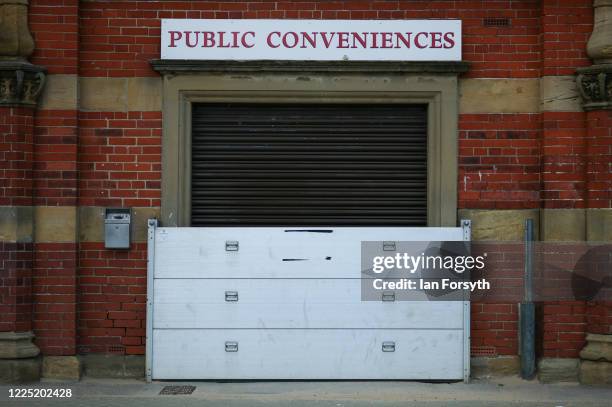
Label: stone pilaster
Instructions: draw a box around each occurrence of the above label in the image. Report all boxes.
[576,0,612,386]
[0,0,34,61]
[0,0,45,383]
[576,0,612,111]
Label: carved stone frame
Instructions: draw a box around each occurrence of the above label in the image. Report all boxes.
[151,60,468,227]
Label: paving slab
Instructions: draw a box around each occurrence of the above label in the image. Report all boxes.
[0,377,611,407]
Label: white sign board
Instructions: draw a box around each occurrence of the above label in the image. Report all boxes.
[161,19,461,61]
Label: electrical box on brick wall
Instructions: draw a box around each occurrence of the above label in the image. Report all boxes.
[105,208,131,249]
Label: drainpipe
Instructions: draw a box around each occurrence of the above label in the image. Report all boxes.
[520,218,536,379]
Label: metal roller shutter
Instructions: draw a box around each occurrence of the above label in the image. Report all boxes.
[191,103,428,226]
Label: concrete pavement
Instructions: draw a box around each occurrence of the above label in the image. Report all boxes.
[1,377,611,406]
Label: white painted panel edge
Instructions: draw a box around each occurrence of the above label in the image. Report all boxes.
[145,219,157,383]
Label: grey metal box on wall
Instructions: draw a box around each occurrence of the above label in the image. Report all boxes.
[105,208,131,249]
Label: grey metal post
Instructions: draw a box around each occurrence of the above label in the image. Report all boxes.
[520,218,535,380]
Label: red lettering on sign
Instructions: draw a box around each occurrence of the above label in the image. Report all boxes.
[165,28,459,53]
[202,31,215,47]
[381,32,393,49]
[414,32,429,48]
[282,32,299,48]
[229,31,241,48]
[394,32,411,48]
[184,31,198,48]
[431,32,443,49]
[443,32,455,48]
[218,31,230,48]
[169,31,182,47]
[351,32,368,48]
[301,32,317,48]
[371,32,379,48]
[267,31,281,48]
[242,31,255,48]
[337,32,349,48]
[320,32,336,48]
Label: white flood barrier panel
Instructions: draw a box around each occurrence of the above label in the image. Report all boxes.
[146,222,471,381]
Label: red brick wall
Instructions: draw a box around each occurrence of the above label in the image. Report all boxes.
[541,112,588,208]
[538,0,592,209]
[75,110,158,354]
[0,242,34,333]
[0,107,35,334]
[586,302,612,335]
[78,242,147,355]
[459,113,541,209]
[33,110,78,206]
[531,0,594,358]
[21,0,602,360]
[31,109,80,354]
[540,0,592,76]
[27,0,80,355]
[78,111,161,208]
[29,0,79,75]
[539,301,587,358]
[33,243,78,355]
[77,0,543,78]
[0,107,35,206]
[472,303,519,356]
[586,111,612,208]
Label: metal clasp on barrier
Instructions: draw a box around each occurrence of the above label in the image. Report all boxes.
[225,341,238,352]
[382,241,396,251]
[225,241,239,251]
[382,341,396,352]
[225,291,239,302]
[382,291,396,302]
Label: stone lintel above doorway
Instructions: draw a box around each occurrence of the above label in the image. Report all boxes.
[150,59,470,75]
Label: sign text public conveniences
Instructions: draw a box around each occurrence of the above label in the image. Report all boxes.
[161,19,461,61]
